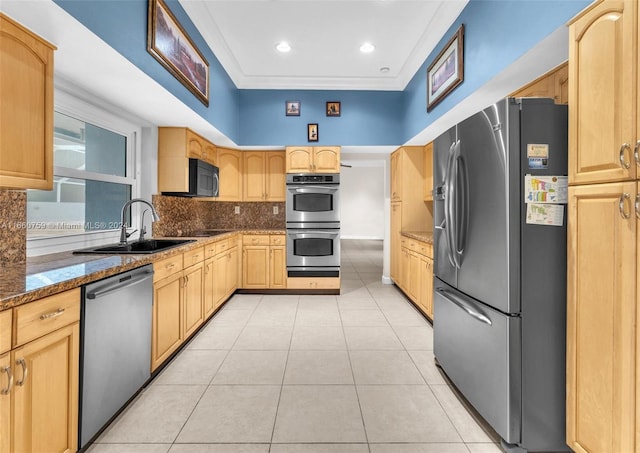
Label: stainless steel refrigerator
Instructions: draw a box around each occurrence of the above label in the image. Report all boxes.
[433,97,569,452]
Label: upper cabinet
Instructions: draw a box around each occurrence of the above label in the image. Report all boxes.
[568,0,638,184]
[243,151,285,201]
[0,14,56,190]
[158,127,217,194]
[510,62,569,105]
[217,147,243,202]
[285,146,340,173]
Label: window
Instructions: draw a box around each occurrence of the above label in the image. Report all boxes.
[27,91,140,247]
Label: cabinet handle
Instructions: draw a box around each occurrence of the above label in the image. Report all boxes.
[634,140,640,166]
[0,366,12,395]
[619,143,631,169]
[166,263,176,270]
[619,193,631,219]
[39,307,65,320]
[635,193,640,219]
[15,359,27,386]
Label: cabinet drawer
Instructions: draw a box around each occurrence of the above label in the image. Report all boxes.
[183,246,205,266]
[204,242,218,259]
[243,234,269,246]
[215,238,231,254]
[286,277,341,289]
[0,310,11,354]
[154,254,183,281]
[418,242,433,258]
[270,235,285,246]
[14,288,80,347]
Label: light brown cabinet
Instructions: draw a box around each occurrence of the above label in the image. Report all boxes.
[285,146,340,173]
[510,62,569,105]
[243,151,286,201]
[212,235,240,307]
[242,234,286,289]
[217,148,243,201]
[1,289,80,453]
[397,236,434,320]
[158,127,218,195]
[390,202,402,282]
[566,2,639,452]
[0,14,55,190]
[182,248,205,340]
[152,258,184,372]
[423,142,434,202]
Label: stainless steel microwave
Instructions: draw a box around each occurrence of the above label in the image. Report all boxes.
[162,159,219,197]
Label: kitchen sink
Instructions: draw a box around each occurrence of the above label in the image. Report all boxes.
[73,239,196,255]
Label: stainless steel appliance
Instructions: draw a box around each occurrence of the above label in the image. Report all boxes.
[286,173,340,223]
[79,265,154,450]
[433,98,569,452]
[162,158,219,197]
[286,173,340,277]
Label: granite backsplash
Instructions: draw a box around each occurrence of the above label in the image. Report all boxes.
[0,189,27,264]
[152,195,285,237]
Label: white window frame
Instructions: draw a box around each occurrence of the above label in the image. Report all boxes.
[27,89,143,256]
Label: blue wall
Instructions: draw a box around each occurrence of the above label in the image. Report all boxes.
[54,0,590,147]
[239,90,403,146]
[402,0,590,141]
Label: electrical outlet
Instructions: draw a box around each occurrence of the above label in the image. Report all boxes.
[273,206,279,215]
[234,206,240,214]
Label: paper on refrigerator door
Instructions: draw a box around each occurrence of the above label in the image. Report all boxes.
[526,203,564,226]
[524,175,568,204]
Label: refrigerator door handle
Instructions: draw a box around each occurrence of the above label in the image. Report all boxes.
[448,140,462,268]
[443,141,457,267]
[454,148,469,265]
[436,287,493,325]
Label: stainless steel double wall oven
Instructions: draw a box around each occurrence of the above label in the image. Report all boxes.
[286,173,340,277]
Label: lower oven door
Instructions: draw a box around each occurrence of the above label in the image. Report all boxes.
[286,228,340,275]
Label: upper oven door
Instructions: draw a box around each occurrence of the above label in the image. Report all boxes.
[286,185,340,223]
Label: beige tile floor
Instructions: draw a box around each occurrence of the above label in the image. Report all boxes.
[88,240,502,453]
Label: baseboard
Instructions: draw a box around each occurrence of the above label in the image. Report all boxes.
[381,275,393,285]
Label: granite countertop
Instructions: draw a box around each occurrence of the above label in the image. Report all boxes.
[401,231,434,244]
[0,229,285,311]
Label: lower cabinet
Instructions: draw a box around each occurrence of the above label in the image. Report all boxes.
[151,271,183,372]
[182,260,204,340]
[1,288,80,453]
[419,255,433,318]
[242,234,286,289]
[395,236,434,320]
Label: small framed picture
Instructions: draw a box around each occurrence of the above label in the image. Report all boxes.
[326,101,341,117]
[286,101,300,116]
[307,123,319,142]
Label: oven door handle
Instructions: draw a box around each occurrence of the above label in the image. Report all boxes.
[289,186,338,194]
[288,231,339,239]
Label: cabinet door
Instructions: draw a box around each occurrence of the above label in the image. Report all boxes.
[390,203,401,282]
[420,256,433,319]
[553,63,569,105]
[12,322,79,453]
[0,15,55,190]
[266,151,286,201]
[213,252,228,309]
[152,272,183,371]
[228,246,240,295]
[243,245,269,288]
[566,182,636,453]
[424,143,433,202]
[0,352,10,453]
[203,142,217,166]
[286,147,313,173]
[243,151,266,201]
[203,259,215,319]
[270,246,287,289]
[568,0,637,184]
[218,148,243,201]
[406,251,421,302]
[390,151,402,201]
[186,130,203,159]
[313,146,341,173]
[183,262,204,340]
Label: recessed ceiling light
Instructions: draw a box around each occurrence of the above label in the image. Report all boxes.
[360,42,375,53]
[276,41,291,53]
[379,67,390,73]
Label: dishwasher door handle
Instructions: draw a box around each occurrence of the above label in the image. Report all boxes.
[87,272,154,300]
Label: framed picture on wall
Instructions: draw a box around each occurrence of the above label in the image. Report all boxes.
[427,24,464,112]
[147,0,210,106]
[326,101,341,117]
[307,123,319,142]
[286,101,301,116]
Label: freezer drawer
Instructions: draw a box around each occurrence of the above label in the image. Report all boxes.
[433,279,521,444]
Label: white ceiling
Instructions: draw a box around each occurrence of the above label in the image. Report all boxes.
[180,0,468,90]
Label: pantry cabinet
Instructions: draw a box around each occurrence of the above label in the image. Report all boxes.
[423,142,434,202]
[243,151,286,201]
[285,146,341,173]
[566,1,639,452]
[217,148,243,201]
[0,14,55,190]
[390,202,402,282]
[1,288,80,453]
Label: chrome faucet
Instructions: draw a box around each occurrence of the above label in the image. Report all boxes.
[119,198,160,245]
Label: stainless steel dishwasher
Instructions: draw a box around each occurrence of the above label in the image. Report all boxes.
[79,264,154,450]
